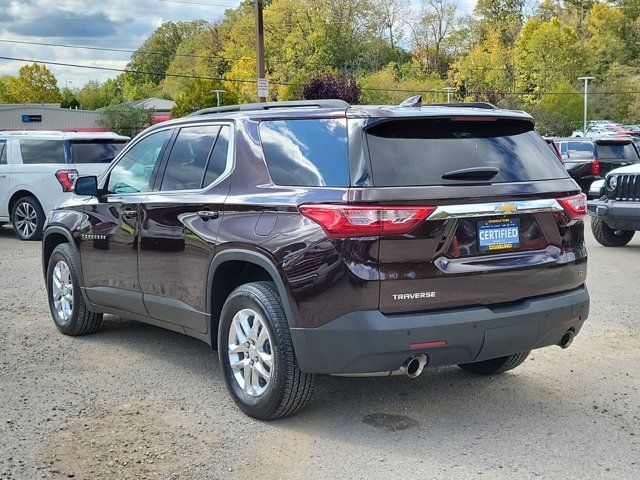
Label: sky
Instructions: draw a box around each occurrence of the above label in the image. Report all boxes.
[0,0,477,88]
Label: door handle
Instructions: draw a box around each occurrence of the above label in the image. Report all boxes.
[122,210,138,218]
[197,210,219,220]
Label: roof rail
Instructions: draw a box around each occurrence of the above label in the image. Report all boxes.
[424,102,498,110]
[189,99,350,116]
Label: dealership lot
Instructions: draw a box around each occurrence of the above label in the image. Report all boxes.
[0,225,638,480]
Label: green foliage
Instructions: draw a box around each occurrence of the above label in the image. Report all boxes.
[531,82,583,136]
[97,104,152,137]
[4,64,60,103]
[359,63,445,104]
[171,79,238,117]
[60,88,80,109]
[76,79,123,110]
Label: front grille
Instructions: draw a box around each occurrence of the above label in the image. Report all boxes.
[609,174,640,201]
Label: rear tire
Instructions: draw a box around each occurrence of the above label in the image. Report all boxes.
[47,244,103,336]
[218,281,315,420]
[591,217,635,247]
[11,196,45,241]
[458,351,530,375]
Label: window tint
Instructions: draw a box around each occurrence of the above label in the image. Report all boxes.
[160,125,219,191]
[0,141,6,165]
[260,119,349,187]
[365,118,568,187]
[203,125,230,187]
[19,139,66,164]
[107,129,172,194]
[595,142,639,160]
[70,140,128,164]
[567,141,594,159]
[559,142,568,156]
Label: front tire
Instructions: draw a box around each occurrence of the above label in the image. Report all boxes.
[458,351,530,375]
[591,217,635,247]
[218,281,315,420]
[11,196,45,241]
[47,244,103,336]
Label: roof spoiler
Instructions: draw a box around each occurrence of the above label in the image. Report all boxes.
[424,101,498,110]
[189,99,350,116]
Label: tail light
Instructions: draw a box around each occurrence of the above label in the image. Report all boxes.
[557,193,587,219]
[299,204,436,238]
[591,159,600,176]
[55,169,79,192]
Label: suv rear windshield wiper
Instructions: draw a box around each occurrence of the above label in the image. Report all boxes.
[442,167,500,181]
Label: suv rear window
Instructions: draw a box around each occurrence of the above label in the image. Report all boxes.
[19,139,66,164]
[70,140,128,164]
[595,141,639,160]
[567,141,594,159]
[260,119,349,187]
[365,118,568,186]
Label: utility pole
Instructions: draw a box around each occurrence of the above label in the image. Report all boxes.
[578,76,595,136]
[443,87,456,103]
[255,0,266,102]
[212,89,225,107]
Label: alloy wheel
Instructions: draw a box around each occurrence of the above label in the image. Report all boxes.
[52,260,74,322]
[14,202,38,239]
[227,308,274,397]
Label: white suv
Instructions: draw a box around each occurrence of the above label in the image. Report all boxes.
[0,131,129,240]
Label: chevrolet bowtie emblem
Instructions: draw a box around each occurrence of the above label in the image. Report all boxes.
[496,203,518,214]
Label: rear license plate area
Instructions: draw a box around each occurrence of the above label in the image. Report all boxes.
[477,218,520,252]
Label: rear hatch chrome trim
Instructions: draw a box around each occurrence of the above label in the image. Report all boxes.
[429,199,563,219]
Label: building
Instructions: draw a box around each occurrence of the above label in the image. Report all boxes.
[125,97,176,123]
[0,103,106,131]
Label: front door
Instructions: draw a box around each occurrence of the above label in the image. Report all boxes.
[80,128,174,315]
[138,124,232,334]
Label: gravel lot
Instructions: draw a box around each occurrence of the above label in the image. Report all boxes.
[0,223,638,480]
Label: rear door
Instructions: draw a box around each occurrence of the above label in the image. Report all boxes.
[356,116,586,314]
[594,139,640,176]
[138,123,232,334]
[0,140,10,218]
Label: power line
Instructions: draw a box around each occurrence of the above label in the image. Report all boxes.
[1,55,639,96]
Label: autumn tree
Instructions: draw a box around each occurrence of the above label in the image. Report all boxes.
[413,0,458,76]
[302,73,360,103]
[6,64,60,103]
[171,79,237,117]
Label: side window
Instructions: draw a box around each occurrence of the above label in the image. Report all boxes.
[203,125,230,187]
[259,119,349,187]
[160,125,219,191]
[19,140,66,164]
[0,141,6,165]
[107,129,172,194]
[560,142,568,156]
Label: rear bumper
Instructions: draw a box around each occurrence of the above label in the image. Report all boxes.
[290,286,590,374]
[588,199,640,230]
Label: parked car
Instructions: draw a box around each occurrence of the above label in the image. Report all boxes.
[588,163,640,246]
[41,99,590,419]
[552,138,598,192]
[0,131,129,240]
[593,137,640,177]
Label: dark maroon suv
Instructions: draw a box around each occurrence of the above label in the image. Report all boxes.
[41,98,590,419]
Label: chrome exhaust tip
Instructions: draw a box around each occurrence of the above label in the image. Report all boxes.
[400,354,428,378]
[558,330,575,349]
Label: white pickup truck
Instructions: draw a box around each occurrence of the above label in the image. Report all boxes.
[0,131,129,240]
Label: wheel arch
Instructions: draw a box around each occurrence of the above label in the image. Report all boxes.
[42,227,83,284]
[207,249,296,347]
[9,189,42,215]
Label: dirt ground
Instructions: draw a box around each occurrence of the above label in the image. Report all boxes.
[0,224,638,479]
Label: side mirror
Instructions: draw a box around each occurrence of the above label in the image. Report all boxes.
[73,175,98,196]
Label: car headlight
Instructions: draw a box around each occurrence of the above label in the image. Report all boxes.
[608,175,618,190]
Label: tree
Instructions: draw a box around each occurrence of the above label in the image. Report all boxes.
[6,64,60,103]
[584,3,631,72]
[125,20,211,86]
[171,79,238,117]
[60,88,80,109]
[358,62,444,104]
[513,18,586,98]
[413,0,458,76]
[371,0,410,50]
[302,73,360,103]
[475,0,526,46]
[531,82,582,135]
[97,104,152,137]
[76,79,122,110]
